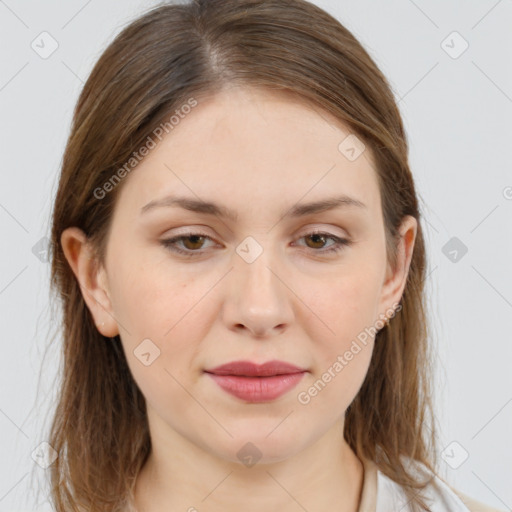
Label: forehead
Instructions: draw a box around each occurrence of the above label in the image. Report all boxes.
[114,86,381,220]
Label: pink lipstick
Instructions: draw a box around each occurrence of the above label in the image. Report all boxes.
[204,360,307,402]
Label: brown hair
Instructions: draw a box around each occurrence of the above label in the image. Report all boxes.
[46,0,439,510]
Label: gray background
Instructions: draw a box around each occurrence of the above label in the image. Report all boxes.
[0,0,511,510]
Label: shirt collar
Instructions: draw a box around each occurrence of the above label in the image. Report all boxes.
[358,456,378,512]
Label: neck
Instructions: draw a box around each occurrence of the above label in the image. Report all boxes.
[132,414,364,512]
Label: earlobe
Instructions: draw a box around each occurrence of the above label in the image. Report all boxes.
[60,227,119,338]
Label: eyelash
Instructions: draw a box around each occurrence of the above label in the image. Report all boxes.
[160,230,352,257]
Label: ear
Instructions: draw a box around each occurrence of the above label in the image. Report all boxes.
[377,215,417,321]
[60,227,119,338]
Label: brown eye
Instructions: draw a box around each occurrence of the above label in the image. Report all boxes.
[304,233,329,249]
[295,231,351,255]
[160,232,215,257]
[161,230,351,258]
[180,235,206,250]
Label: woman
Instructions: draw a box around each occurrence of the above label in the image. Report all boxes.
[47,0,504,511]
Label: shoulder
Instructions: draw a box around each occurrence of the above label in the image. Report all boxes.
[449,488,506,512]
[371,457,506,512]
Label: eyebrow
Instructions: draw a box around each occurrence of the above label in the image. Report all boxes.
[140,194,367,221]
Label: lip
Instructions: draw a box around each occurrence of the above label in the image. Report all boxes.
[205,360,307,377]
[204,360,308,403]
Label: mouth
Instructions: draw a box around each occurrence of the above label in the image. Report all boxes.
[204,360,308,402]
[204,359,307,377]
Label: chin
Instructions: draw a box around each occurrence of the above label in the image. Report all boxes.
[205,425,309,467]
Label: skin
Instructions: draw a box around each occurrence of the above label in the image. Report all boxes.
[61,85,416,512]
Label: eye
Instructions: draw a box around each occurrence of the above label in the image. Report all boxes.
[160,232,215,257]
[160,230,352,257]
[293,230,352,254]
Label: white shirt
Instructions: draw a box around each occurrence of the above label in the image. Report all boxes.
[359,456,506,512]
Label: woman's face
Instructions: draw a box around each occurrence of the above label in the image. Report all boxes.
[65,86,415,465]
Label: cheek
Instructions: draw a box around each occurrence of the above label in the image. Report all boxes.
[295,279,377,415]
[110,256,226,384]
[298,266,381,400]
[110,251,207,339]
[113,266,212,415]
[305,269,382,342]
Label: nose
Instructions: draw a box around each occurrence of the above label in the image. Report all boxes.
[222,246,295,338]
